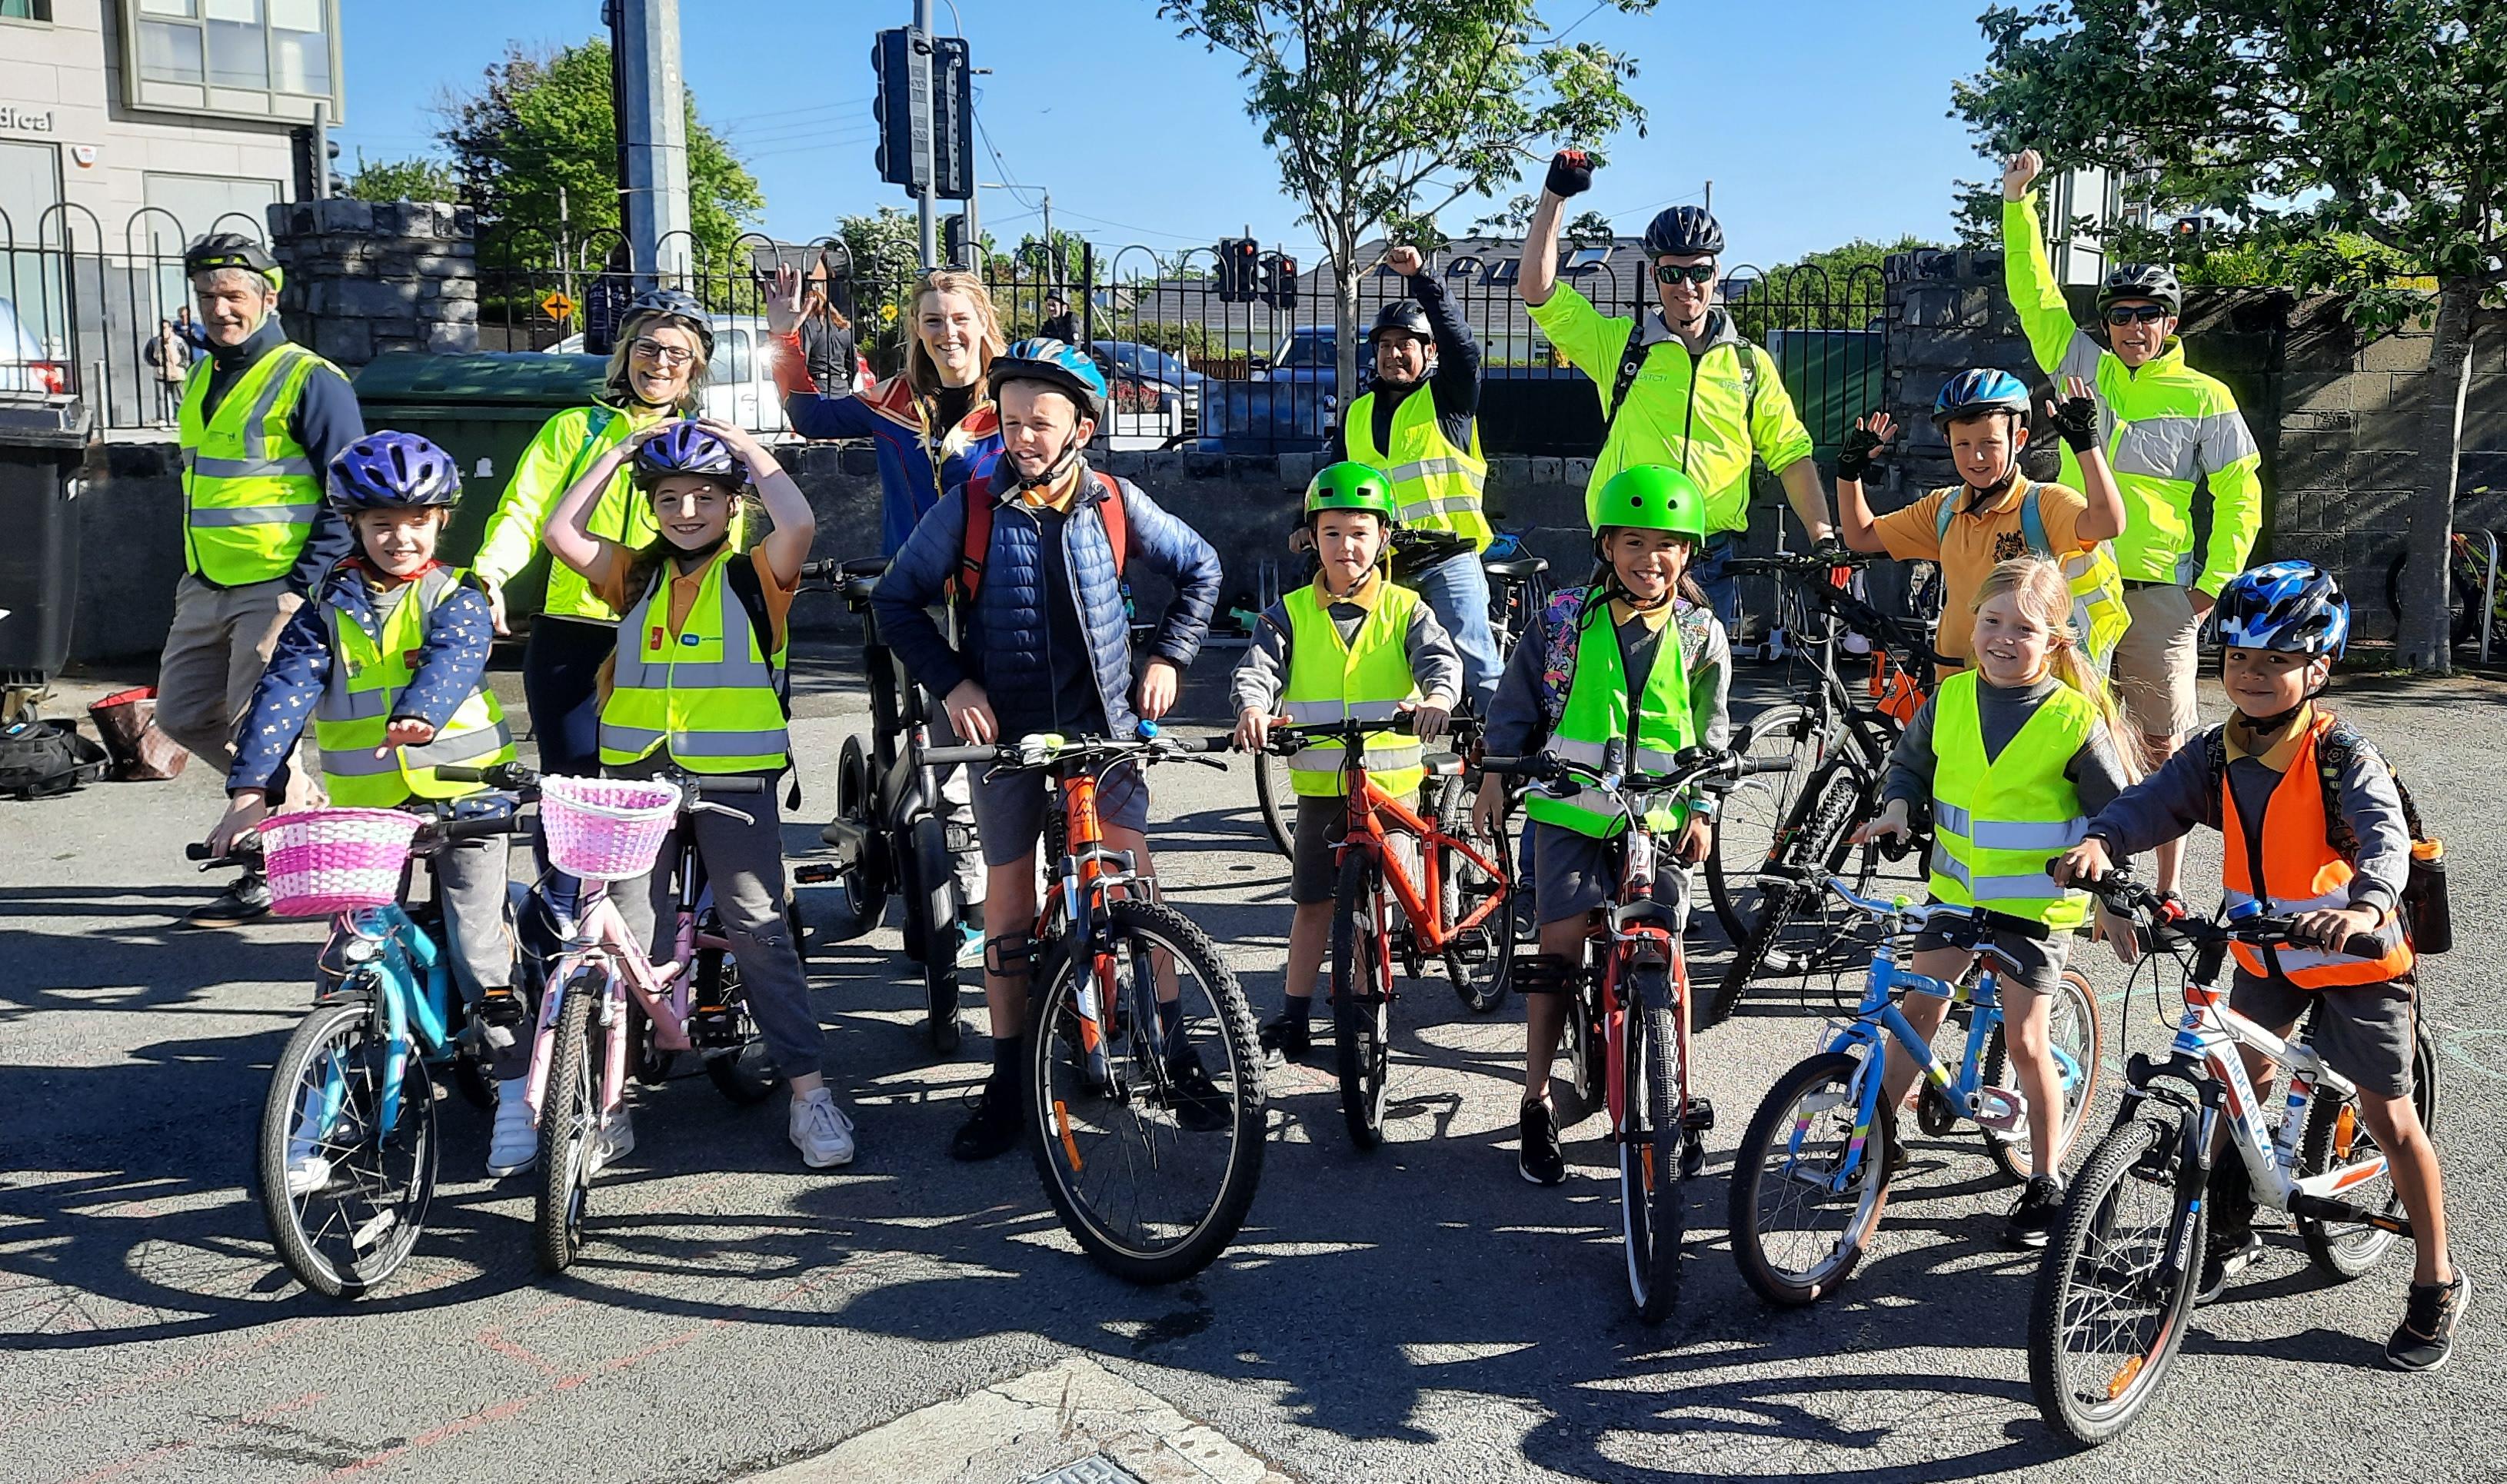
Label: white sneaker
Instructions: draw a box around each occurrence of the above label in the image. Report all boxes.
[283,1153,332,1196]
[591,1106,634,1173]
[789,1089,856,1169]
[283,1082,332,1195]
[486,1077,536,1178]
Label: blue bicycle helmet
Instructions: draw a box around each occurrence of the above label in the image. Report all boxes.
[631,421,744,490]
[328,431,461,512]
[618,288,715,359]
[1933,368,2033,428]
[987,337,1109,419]
[2215,560,2349,657]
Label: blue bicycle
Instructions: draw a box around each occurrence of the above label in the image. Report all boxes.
[1727,877,2105,1306]
[198,801,531,1298]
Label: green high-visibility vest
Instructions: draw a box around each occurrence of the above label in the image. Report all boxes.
[1524,597,1694,838]
[176,341,332,587]
[1280,577,1423,798]
[1343,387,1491,549]
[1926,668,2093,930]
[599,548,790,775]
[311,567,517,807]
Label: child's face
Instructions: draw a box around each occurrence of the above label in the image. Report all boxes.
[1948,412,2024,489]
[1607,528,1691,603]
[649,476,735,552]
[2222,647,2328,718]
[1313,509,1385,590]
[1970,589,2054,685]
[355,508,443,578]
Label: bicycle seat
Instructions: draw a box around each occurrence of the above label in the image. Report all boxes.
[841,557,890,579]
[1483,554,1548,580]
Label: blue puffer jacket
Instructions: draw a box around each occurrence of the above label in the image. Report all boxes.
[871,467,1220,739]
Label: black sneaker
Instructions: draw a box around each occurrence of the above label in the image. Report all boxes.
[187,871,272,927]
[2385,1270,2469,1373]
[1160,1046,1234,1133]
[949,1077,1023,1163]
[1257,1013,1312,1063]
[1519,1095,1566,1186]
[1879,1106,1909,1183]
[2195,1229,2263,1306]
[2005,1173,2066,1249]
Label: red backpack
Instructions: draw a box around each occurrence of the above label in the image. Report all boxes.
[954,468,1129,602]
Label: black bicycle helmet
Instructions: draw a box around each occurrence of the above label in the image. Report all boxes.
[1367,298,1433,344]
[618,288,715,359]
[183,231,281,288]
[1641,205,1724,259]
[2097,263,2183,317]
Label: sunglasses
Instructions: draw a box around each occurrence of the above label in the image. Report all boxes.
[2105,304,2171,326]
[631,338,697,367]
[1653,262,1717,287]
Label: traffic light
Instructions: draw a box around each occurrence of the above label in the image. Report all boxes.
[871,27,931,193]
[1261,251,1298,310]
[291,128,345,200]
[942,214,972,268]
[929,35,974,201]
[326,138,346,199]
[1214,237,1259,303]
[2170,215,2206,241]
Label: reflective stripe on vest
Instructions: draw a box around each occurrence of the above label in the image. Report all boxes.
[311,566,517,806]
[1345,387,1491,548]
[598,549,791,774]
[1280,578,1423,798]
[1924,669,2092,930]
[2222,715,2413,986]
[1523,603,1693,839]
[177,342,331,587]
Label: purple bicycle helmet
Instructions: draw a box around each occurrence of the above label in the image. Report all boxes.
[631,421,744,490]
[328,431,462,511]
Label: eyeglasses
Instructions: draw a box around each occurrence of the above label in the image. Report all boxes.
[2104,304,2171,326]
[1653,262,1717,287]
[631,338,697,367]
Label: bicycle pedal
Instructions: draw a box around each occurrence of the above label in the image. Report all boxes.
[792,863,837,885]
[1680,1097,1716,1134]
[690,1008,741,1049]
[944,824,975,853]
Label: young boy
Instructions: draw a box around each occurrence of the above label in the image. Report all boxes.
[1470,464,1730,1186]
[870,338,1223,1162]
[1834,369,2126,675]
[206,431,531,1182]
[2057,561,2465,1372]
[1231,462,1462,1058]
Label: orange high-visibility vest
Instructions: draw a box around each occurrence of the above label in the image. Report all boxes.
[2221,714,2413,987]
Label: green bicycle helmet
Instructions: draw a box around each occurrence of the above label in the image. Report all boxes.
[1588,464,1707,541]
[1303,461,1400,525]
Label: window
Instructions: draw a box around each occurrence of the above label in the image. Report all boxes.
[144,171,281,241]
[1444,257,1483,278]
[716,328,752,387]
[124,0,340,122]
[1563,246,1610,275]
[1483,259,1521,286]
[1,2,55,22]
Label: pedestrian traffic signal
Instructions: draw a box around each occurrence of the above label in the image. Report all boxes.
[929,35,974,202]
[871,28,931,194]
[1261,251,1298,310]
[1215,238,1260,303]
[2170,215,2206,241]
[942,214,972,268]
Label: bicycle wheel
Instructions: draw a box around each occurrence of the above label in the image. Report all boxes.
[1253,750,1293,857]
[534,970,602,1274]
[1983,970,2106,1185]
[2028,1113,2202,1448]
[1706,769,1862,1026]
[258,999,438,1299]
[832,735,890,930]
[1330,852,1394,1150]
[1621,966,1686,1323]
[1433,778,1515,1015]
[1729,1050,1892,1306]
[694,944,781,1105]
[908,814,964,1053]
[1706,702,1827,942]
[1028,899,1266,1283]
[2297,1016,2439,1279]
[2385,547,2484,652]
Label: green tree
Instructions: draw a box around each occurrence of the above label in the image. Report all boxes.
[1160,0,1655,398]
[341,151,460,205]
[1954,0,2507,672]
[436,38,763,270]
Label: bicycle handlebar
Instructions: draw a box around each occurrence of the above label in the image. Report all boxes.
[1725,549,1879,575]
[2063,868,2388,960]
[1479,746,1786,792]
[926,730,1233,770]
[1823,876,2052,943]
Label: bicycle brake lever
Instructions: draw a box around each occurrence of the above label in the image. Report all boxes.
[689,800,757,827]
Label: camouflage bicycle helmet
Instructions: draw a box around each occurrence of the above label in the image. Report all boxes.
[2214,560,2349,658]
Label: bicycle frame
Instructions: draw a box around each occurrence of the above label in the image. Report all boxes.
[308,903,452,1138]
[2155,977,2387,1221]
[1330,750,1510,957]
[1595,831,1685,1136]
[1034,759,1168,1094]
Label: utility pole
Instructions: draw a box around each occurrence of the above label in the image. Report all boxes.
[616,0,694,282]
[915,0,938,270]
[310,101,331,199]
[1041,189,1054,291]
[1703,179,1713,216]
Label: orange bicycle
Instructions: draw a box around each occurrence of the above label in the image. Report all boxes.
[1265,717,1515,1148]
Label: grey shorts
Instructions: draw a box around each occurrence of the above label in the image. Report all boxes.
[970,754,1150,868]
[1290,793,1418,905]
[1530,821,1690,927]
[1913,925,2071,995]
[2230,973,2415,1099]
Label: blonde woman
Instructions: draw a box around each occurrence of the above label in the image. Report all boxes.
[471,289,714,776]
[766,264,1007,555]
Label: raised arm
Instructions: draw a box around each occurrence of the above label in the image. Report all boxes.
[1518,150,1591,309]
[1833,412,1895,552]
[541,433,649,586]
[2000,150,2097,379]
[1403,258,1481,416]
[2046,378,2127,543]
[702,419,815,587]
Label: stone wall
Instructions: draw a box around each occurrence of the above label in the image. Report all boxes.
[265,199,481,370]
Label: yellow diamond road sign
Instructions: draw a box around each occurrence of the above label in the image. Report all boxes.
[540,290,577,324]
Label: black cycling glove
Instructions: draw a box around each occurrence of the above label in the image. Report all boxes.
[1545,149,1593,198]
[1836,424,1886,483]
[2047,392,2099,453]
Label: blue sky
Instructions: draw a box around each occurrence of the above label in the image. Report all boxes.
[331,0,2003,268]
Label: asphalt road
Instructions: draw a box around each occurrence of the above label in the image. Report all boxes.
[2,650,2500,1483]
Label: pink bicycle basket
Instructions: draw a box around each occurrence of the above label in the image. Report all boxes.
[257,807,426,917]
[540,776,682,881]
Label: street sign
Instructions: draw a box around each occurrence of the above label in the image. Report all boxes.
[540,290,577,324]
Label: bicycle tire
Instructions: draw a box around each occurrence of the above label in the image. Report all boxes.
[907,814,964,1053]
[534,970,602,1274]
[1433,777,1516,1015]
[1027,899,1266,1284]
[1331,851,1393,1150]
[258,1000,437,1299]
[1983,970,2106,1186]
[833,734,890,930]
[1728,1051,1892,1306]
[450,1038,497,1111]
[695,947,781,1105]
[2028,1112,2202,1448]
[1623,966,1686,1323]
[2297,1016,2439,1279]
[2385,547,2484,652]
[1253,749,1294,857]
[1706,770,1859,1026]
[1706,701,1827,942]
